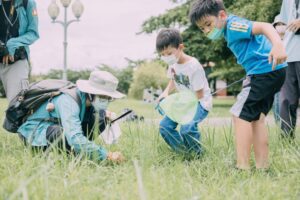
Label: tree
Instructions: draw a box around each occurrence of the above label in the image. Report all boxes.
[33,69,92,83]
[141,0,282,94]
[128,61,169,99]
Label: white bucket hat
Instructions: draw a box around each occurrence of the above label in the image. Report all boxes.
[76,70,125,99]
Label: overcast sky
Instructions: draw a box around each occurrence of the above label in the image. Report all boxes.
[30,0,175,74]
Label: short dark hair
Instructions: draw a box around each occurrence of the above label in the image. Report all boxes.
[156,28,183,52]
[189,0,226,25]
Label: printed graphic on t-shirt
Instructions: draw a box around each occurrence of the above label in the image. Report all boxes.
[171,68,191,88]
[229,21,249,32]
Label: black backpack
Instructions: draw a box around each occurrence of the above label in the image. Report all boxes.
[3,79,81,133]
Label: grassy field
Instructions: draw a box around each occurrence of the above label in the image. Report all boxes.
[108,98,236,119]
[0,98,300,200]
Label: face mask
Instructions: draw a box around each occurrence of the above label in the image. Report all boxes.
[206,18,224,40]
[92,96,109,111]
[161,54,179,65]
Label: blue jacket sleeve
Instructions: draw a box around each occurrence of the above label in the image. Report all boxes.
[6,0,39,56]
[55,95,108,160]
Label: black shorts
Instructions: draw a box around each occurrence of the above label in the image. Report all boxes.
[230,68,286,122]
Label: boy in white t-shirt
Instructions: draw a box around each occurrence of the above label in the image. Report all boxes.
[156,28,212,155]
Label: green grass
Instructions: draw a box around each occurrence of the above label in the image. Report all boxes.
[0,98,300,200]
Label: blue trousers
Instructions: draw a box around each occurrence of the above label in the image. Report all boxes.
[159,103,208,155]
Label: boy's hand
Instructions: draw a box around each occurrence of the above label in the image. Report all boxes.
[156,92,168,104]
[269,43,287,70]
[287,19,300,33]
[107,151,124,163]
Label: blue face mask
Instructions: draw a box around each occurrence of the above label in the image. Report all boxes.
[206,18,224,40]
[92,96,109,111]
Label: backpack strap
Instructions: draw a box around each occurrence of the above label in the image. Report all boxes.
[60,87,82,109]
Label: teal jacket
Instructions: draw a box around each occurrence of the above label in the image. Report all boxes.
[0,0,39,57]
[18,90,108,161]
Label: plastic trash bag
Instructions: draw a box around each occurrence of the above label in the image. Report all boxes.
[100,112,122,145]
[158,90,198,125]
[101,121,122,145]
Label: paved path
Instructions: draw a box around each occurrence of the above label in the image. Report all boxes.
[202,109,300,126]
[201,116,300,127]
[145,116,300,127]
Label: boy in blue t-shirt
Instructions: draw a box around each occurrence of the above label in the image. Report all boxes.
[189,0,287,170]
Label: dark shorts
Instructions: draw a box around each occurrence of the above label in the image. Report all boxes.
[230,68,286,122]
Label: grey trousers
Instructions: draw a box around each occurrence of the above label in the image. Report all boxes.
[0,59,29,102]
[279,61,300,138]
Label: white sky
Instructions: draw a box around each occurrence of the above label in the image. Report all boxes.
[30,0,175,74]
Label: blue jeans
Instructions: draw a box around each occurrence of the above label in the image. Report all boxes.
[159,103,208,155]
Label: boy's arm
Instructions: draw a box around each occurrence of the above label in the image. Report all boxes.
[165,79,175,94]
[157,79,175,102]
[252,22,287,70]
[195,89,204,100]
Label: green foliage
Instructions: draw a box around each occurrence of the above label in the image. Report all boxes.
[116,67,134,94]
[31,69,92,83]
[141,2,191,33]
[128,61,169,99]
[141,0,282,94]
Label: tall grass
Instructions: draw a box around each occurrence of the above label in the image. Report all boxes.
[0,98,299,200]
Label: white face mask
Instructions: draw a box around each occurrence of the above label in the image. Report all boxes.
[92,96,109,111]
[161,54,179,65]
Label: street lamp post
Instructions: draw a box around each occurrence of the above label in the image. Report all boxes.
[48,0,84,81]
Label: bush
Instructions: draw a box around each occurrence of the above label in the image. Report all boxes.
[116,67,133,94]
[38,69,92,83]
[128,61,168,99]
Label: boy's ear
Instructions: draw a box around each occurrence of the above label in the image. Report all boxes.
[219,10,227,20]
[179,43,184,50]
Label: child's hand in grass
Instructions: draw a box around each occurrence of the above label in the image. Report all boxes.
[107,151,125,163]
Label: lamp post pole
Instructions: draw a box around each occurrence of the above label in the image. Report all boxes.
[48,0,84,81]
